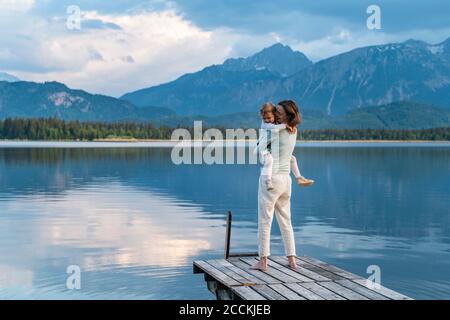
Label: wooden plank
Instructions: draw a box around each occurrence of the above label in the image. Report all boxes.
[252,284,287,300]
[213,259,265,285]
[207,260,258,285]
[270,256,330,282]
[284,283,325,300]
[318,281,369,300]
[193,261,241,287]
[240,257,300,283]
[228,252,259,258]
[268,284,306,300]
[297,256,364,280]
[335,279,390,300]
[206,279,233,300]
[292,258,345,281]
[297,282,346,300]
[228,258,281,284]
[262,257,314,282]
[232,286,267,300]
[193,262,203,274]
[194,257,412,301]
[353,279,413,300]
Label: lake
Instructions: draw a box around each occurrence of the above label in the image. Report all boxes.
[0,141,449,299]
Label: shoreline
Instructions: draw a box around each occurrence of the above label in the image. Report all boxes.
[47,138,450,143]
[0,138,449,143]
[1,139,449,149]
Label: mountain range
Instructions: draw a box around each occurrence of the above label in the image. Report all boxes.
[0,72,20,82]
[0,38,449,129]
[144,101,450,130]
[0,81,173,122]
[122,39,450,117]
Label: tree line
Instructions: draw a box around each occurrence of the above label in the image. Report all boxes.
[0,117,449,141]
[298,128,450,141]
[0,118,173,140]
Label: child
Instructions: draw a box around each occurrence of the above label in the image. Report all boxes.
[256,103,314,190]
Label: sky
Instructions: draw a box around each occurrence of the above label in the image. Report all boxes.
[0,0,449,96]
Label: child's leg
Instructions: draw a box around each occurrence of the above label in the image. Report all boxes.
[261,153,274,190]
[261,152,273,178]
[290,155,302,179]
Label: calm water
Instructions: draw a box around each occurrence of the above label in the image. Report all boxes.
[0,142,449,299]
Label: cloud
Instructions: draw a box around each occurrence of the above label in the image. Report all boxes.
[121,56,135,63]
[3,9,238,96]
[169,0,450,60]
[80,19,122,30]
[172,0,450,35]
[1,0,450,97]
[29,0,171,16]
[0,0,35,13]
[0,182,224,269]
[291,27,450,62]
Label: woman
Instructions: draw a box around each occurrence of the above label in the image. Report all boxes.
[251,100,301,271]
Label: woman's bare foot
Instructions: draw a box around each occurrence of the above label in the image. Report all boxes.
[287,255,298,270]
[297,176,314,187]
[250,257,268,271]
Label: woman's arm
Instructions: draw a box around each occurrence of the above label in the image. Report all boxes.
[286,126,297,134]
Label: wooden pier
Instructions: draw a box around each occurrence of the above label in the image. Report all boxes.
[193,255,413,300]
[194,212,412,300]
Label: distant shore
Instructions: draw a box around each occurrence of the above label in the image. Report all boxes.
[94,138,449,143]
[1,138,449,143]
[1,139,449,149]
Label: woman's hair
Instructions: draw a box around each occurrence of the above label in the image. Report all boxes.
[260,102,276,116]
[277,100,301,127]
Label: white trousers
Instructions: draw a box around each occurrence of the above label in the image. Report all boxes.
[257,174,296,257]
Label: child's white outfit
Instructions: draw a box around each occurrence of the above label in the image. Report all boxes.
[255,122,303,190]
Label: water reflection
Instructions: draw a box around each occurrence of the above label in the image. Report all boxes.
[0,144,449,299]
[0,180,226,299]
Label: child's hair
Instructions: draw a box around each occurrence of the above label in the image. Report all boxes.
[260,102,276,117]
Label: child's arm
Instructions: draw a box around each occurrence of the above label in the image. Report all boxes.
[254,129,269,154]
[290,155,302,179]
[260,121,287,130]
